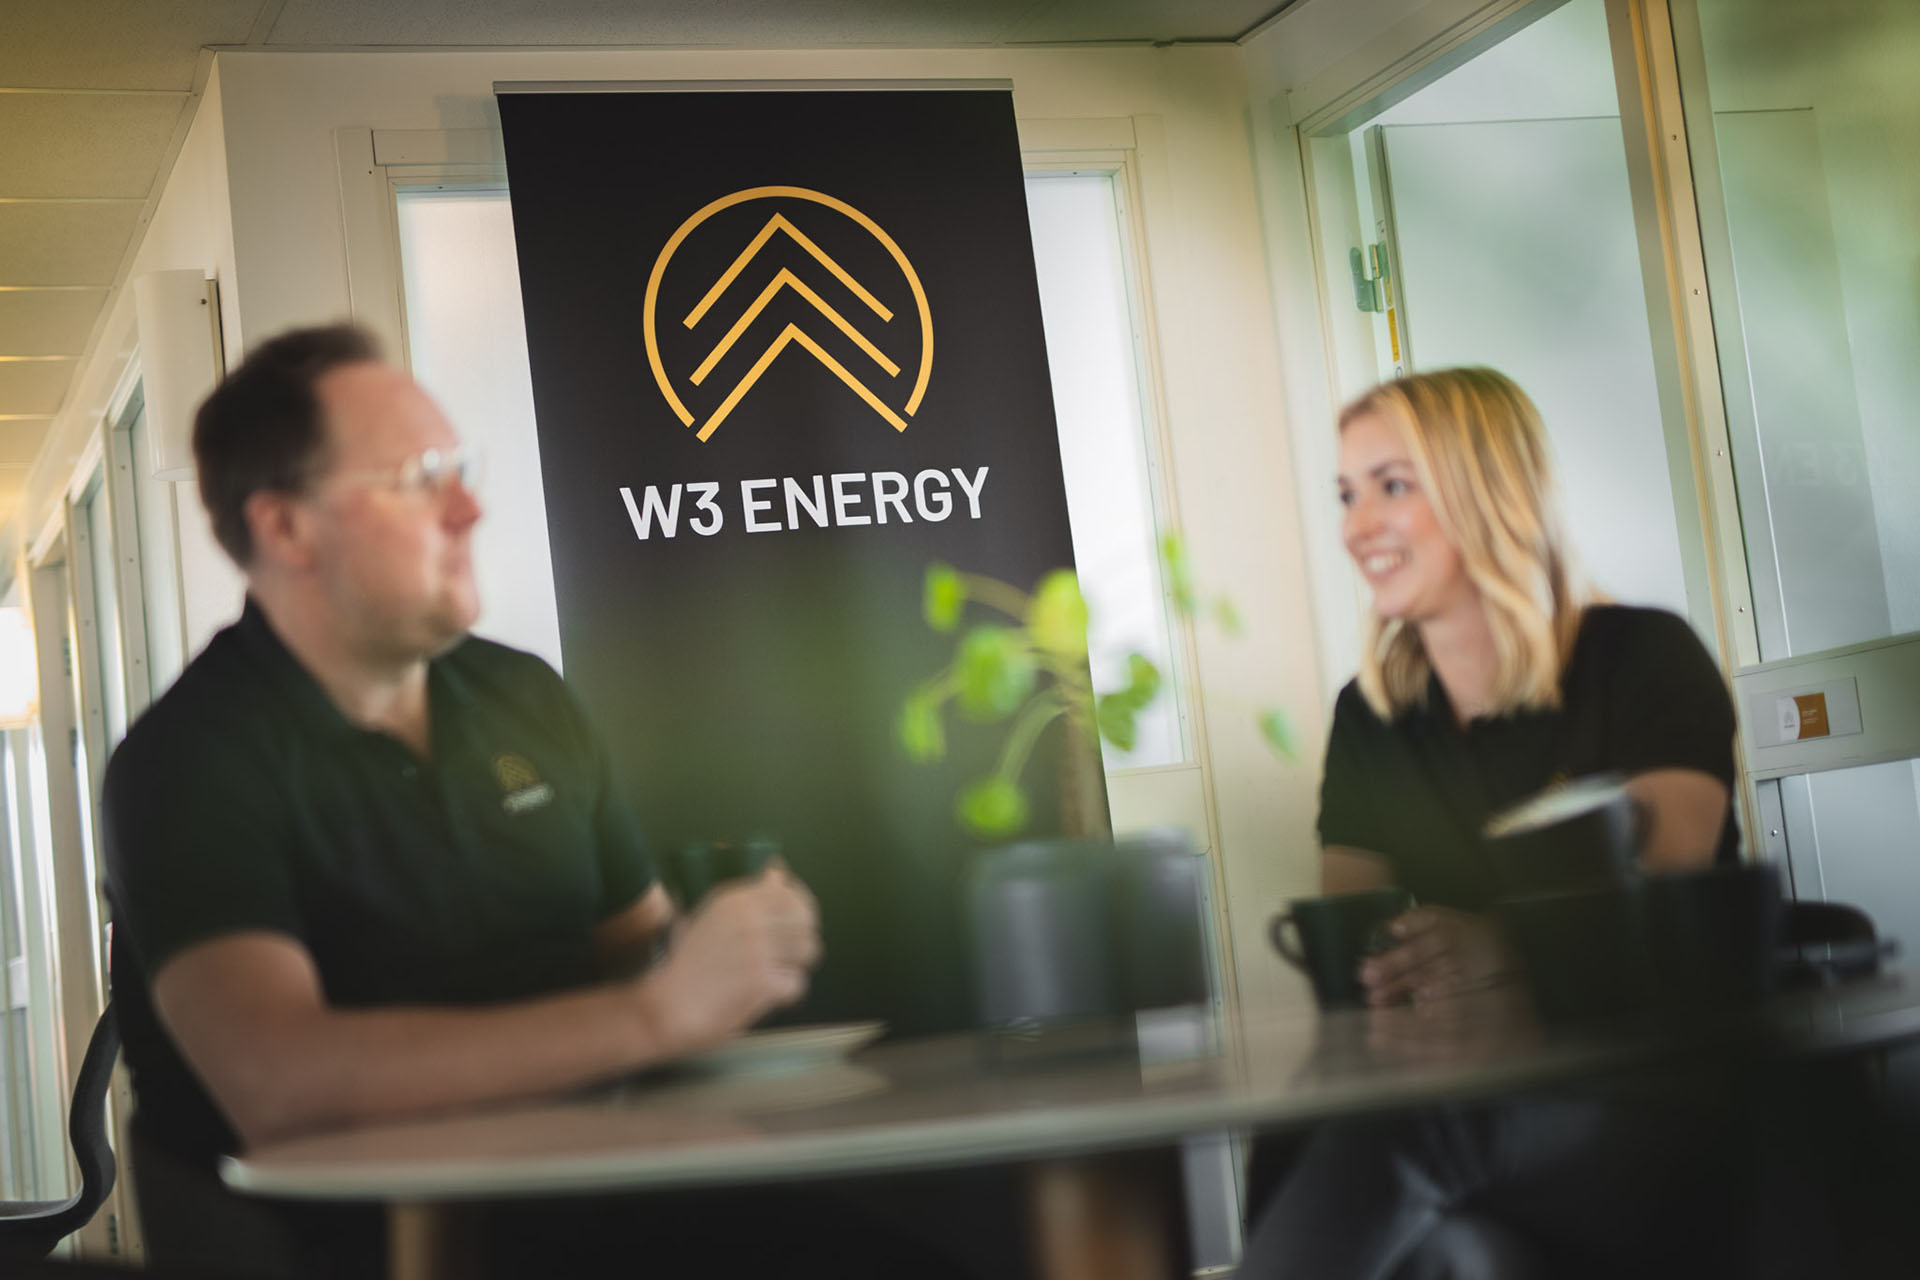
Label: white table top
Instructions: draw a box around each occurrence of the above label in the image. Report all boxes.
[222,970,1920,1203]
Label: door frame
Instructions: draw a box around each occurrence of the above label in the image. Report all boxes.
[1276,0,1771,846]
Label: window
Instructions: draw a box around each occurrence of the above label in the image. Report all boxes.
[126,397,186,693]
[77,469,128,748]
[1024,170,1185,769]
[394,187,564,669]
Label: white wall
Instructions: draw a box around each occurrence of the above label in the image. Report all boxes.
[205,44,1325,1013]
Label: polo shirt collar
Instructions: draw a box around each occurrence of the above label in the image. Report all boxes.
[237,596,362,737]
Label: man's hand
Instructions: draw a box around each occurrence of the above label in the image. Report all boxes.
[638,863,822,1054]
[1358,907,1515,1007]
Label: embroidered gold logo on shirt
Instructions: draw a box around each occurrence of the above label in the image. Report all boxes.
[493,754,554,815]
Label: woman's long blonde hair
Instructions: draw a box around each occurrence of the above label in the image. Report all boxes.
[1344,367,1590,720]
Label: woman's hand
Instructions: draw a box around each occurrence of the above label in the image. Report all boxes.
[1358,907,1516,1006]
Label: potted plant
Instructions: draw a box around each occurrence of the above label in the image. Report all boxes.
[898,541,1292,1036]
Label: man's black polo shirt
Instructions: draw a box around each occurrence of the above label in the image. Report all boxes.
[102,599,656,1169]
[1318,604,1739,911]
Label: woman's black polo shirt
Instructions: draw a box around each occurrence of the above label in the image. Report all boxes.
[1318,604,1739,911]
[102,599,657,1168]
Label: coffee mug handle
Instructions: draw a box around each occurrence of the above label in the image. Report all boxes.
[1269,912,1308,971]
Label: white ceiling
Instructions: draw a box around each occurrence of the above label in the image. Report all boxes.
[0,0,261,519]
[0,0,1292,524]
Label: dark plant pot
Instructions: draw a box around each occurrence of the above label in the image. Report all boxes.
[1642,862,1784,1018]
[1501,886,1652,1026]
[965,829,1212,1034]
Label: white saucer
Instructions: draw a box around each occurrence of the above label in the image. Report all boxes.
[681,1020,887,1077]
[648,1063,891,1114]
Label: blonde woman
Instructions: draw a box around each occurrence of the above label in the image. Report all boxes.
[1321,366,1735,1006]
[1241,369,1751,1279]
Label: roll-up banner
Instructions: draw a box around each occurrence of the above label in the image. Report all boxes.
[498,84,1095,1034]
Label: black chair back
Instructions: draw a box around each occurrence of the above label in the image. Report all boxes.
[67,999,121,1223]
[0,1001,119,1261]
[1781,900,1876,947]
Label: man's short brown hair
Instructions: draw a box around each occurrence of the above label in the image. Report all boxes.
[192,324,381,565]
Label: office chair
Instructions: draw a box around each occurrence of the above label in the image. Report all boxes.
[0,1001,119,1261]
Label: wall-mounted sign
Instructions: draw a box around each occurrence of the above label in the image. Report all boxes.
[1744,676,1864,748]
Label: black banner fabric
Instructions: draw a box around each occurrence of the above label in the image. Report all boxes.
[498,88,1087,1034]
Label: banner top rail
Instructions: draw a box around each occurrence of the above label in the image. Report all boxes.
[494,78,1014,95]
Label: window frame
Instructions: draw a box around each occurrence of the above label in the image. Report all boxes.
[1022,153,1195,774]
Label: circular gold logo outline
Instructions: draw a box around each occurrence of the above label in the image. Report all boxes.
[642,186,934,435]
[492,753,540,792]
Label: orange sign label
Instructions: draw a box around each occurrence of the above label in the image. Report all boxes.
[1793,692,1831,739]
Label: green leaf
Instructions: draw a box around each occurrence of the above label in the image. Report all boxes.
[957,776,1030,838]
[897,689,946,763]
[1096,694,1140,752]
[1028,570,1089,658]
[954,625,1037,721]
[1161,535,1198,617]
[1123,653,1161,705]
[923,563,966,632]
[1258,707,1298,761]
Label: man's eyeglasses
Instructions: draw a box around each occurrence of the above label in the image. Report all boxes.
[317,445,484,499]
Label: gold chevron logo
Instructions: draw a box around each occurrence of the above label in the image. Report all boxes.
[643,186,933,442]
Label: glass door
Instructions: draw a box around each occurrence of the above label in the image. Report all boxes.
[1304,0,1711,643]
[1666,0,1920,954]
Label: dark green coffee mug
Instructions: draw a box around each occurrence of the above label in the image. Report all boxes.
[1270,888,1414,1010]
[667,838,780,907]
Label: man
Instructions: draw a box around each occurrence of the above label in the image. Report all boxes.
[103,324,823,1273]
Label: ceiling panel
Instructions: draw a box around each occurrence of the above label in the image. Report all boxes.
[0,418,50,464]
[0,203,144,286]
[0,94,189,199]
[0,290,108,355]
[1010,0,1285,42]
[269,0,1049,47]
[0,2,266,90]
[0,361,79,415]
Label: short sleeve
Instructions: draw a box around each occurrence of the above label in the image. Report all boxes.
[102,724,304,977]
[1318,681,1392,853]
[1603,609,1737,785]
[547,674,656,918]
